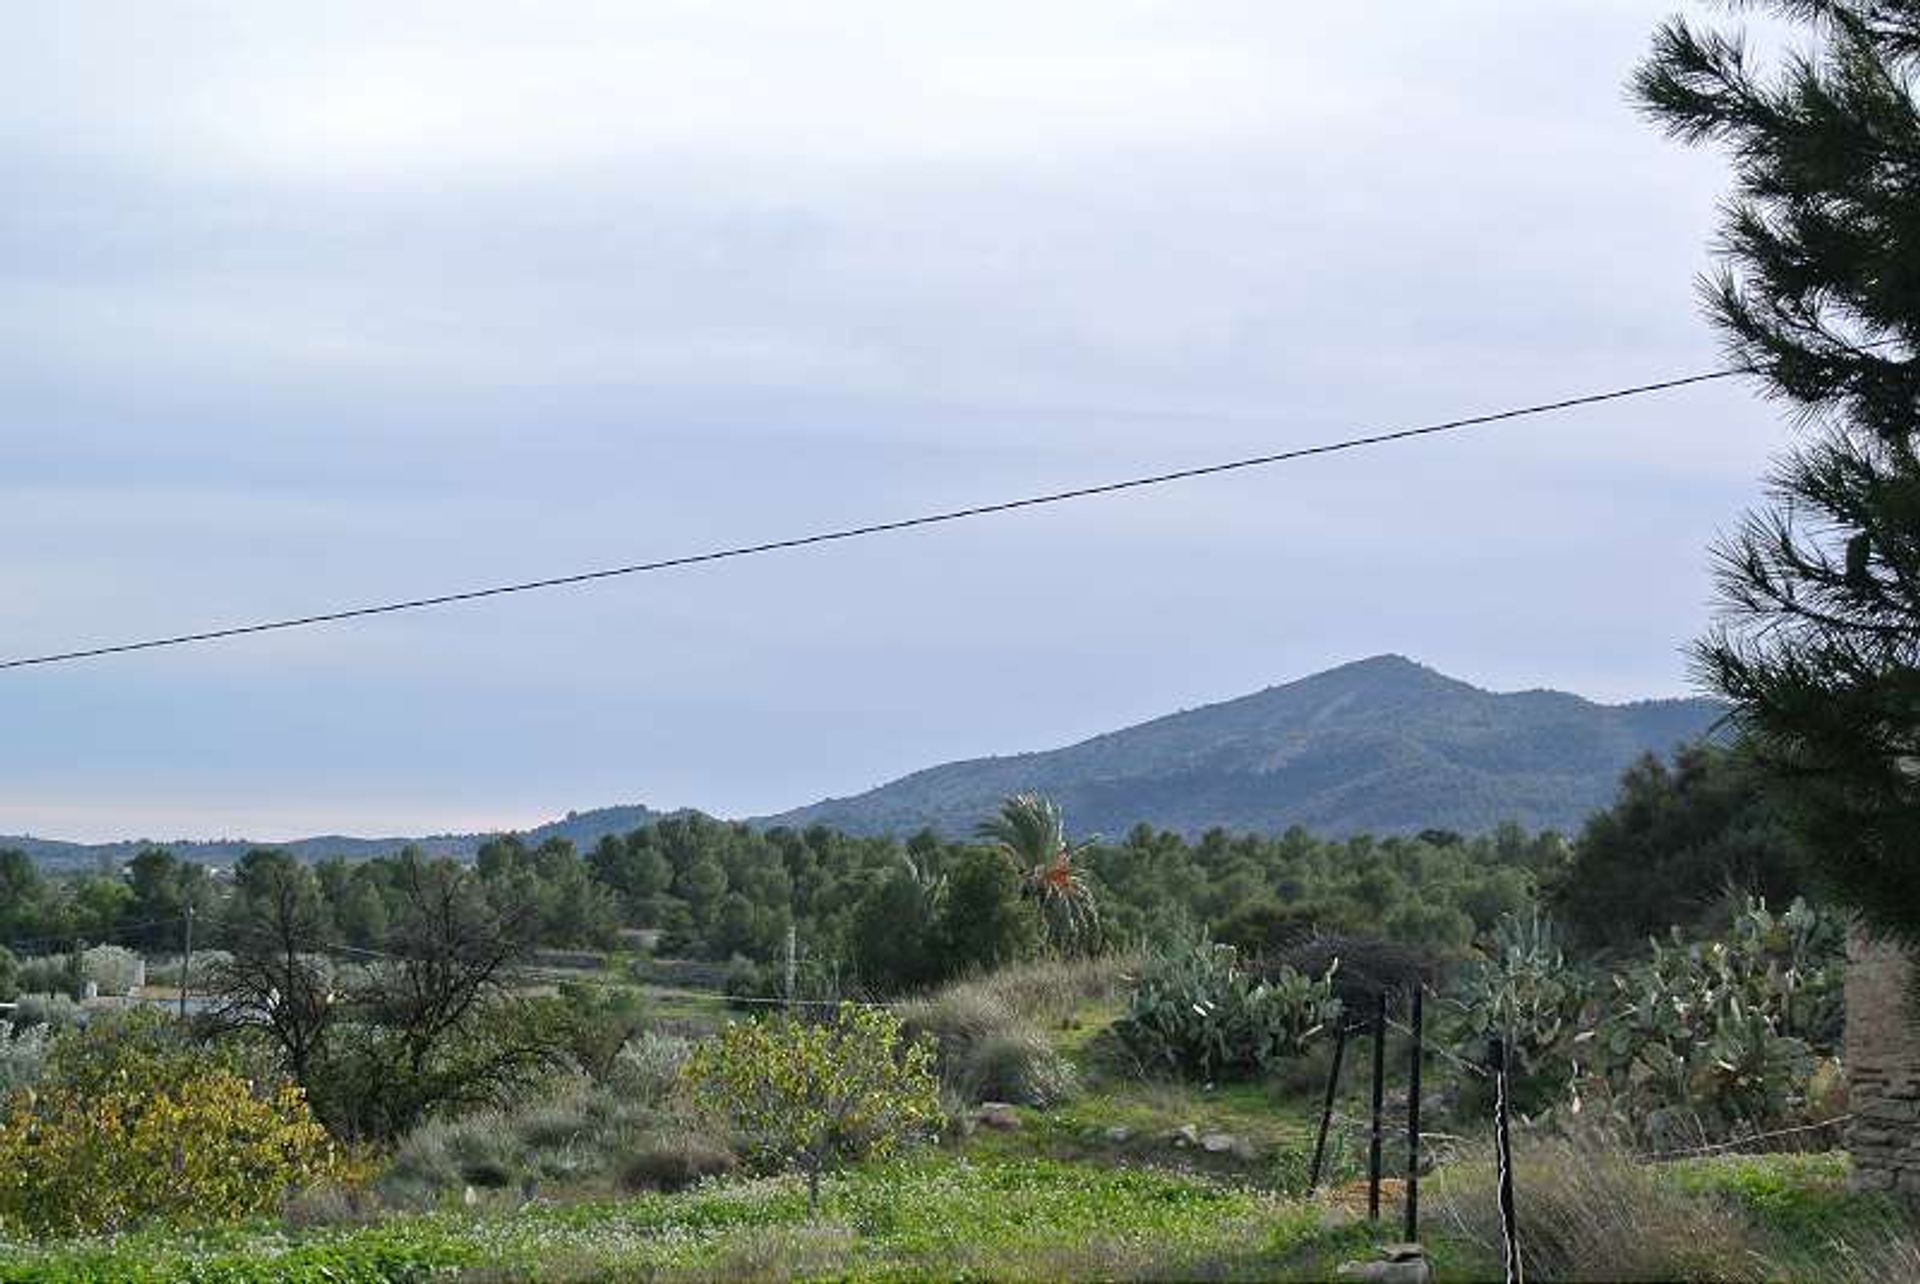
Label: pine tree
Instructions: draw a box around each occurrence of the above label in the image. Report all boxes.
[1635,2,1920,942]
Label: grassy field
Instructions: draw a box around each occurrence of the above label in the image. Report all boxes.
[0,1154,1376,1283]
[5,965,1915,1282]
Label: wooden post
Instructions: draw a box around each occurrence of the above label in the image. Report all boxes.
[1405,985,1423,1242]
[178,905,195,1021]
[1493,1034,1523,1284]
[1308,1021,1349,1191]
[1368,991,1386,1222]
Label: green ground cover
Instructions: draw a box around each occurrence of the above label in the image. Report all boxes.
[6,975,1914,1282]
[0,1154,1372,1284]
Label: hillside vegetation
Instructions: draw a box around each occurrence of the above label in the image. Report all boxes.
[7,657,1718,871]
[760,655,1722,838]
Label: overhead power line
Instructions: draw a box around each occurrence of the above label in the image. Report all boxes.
[0,365,1749,672]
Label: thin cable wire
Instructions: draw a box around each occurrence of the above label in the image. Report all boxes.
[0,916,187,954]
[0,366,1749,671]
[212,921,895,1008]
[1388,1012,1491,1080]
[1632,1115,1852,1162]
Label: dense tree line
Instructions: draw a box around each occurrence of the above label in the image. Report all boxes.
[1,815,1559,995]
[0,739,1820,1000]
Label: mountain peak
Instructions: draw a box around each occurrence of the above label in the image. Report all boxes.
[758,658,1723,839]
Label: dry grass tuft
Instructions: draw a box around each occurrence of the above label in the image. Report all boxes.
[1430,1137,1763,1283]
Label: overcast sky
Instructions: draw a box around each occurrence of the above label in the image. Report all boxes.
[3,2,1805,842]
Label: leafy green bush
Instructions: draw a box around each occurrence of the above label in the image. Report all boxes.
[685,1004,941,1211]
[0,1010,339,1236]
[11,957,75,1000]
[1116,943,1341,1081]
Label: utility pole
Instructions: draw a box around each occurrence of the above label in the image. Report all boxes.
[178,904,195,1021]
[784,924,797,1011]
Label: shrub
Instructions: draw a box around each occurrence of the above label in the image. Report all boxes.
[898,986,1077,1107]
[80,944,142,996]
[551,982,648,1080]
[1116,943,1342,1081]
[144,949,230,990]
[1584,898,1845,1149]
[378,1077,679,1206]
[618,1133,738,1193]
[7,993,83,1033]
[685,1004,940,1211]
[0,1011,338,1235]
[1437,901,1847,1147]
[0,1023,48,1098]
[13,955,76,999]
[608,1030,693,1106]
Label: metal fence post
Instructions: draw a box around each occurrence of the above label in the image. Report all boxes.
[1368,991,1386,1222]
[1308,1021,1349,1191]
[1405,985,1423,1242]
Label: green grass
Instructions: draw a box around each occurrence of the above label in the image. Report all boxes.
[13,979,1907,1282]
[0,1154,1373,1283]
[1662,1151,1913,1276]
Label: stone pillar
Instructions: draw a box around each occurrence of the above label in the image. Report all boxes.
[1845,933,1920,1194]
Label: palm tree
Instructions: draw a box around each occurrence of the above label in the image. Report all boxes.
[975,793,1098,951]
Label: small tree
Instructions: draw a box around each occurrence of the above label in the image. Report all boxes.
[684,1004,939,1213]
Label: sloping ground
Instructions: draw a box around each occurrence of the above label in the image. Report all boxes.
[761,654,1722,838]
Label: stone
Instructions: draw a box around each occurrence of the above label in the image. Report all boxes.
[1849,934,1920,1194]
[977,1102,1021,1130]
[1336,1244,1433,1283]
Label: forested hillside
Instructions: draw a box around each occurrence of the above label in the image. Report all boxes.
[8,658,1720,868]
[760,655,1723,838]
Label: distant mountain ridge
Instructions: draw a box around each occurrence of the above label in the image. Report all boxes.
[8,657,1724,867]
[753,655,1724,839]
[4,806,667,872]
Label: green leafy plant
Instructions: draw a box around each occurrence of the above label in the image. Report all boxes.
[684,1004,940,1212]
[1116,942,1342,1081]
[1449,912,1593,1116]
[0,1010,340,1236]
[1587,897,1845,1148]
